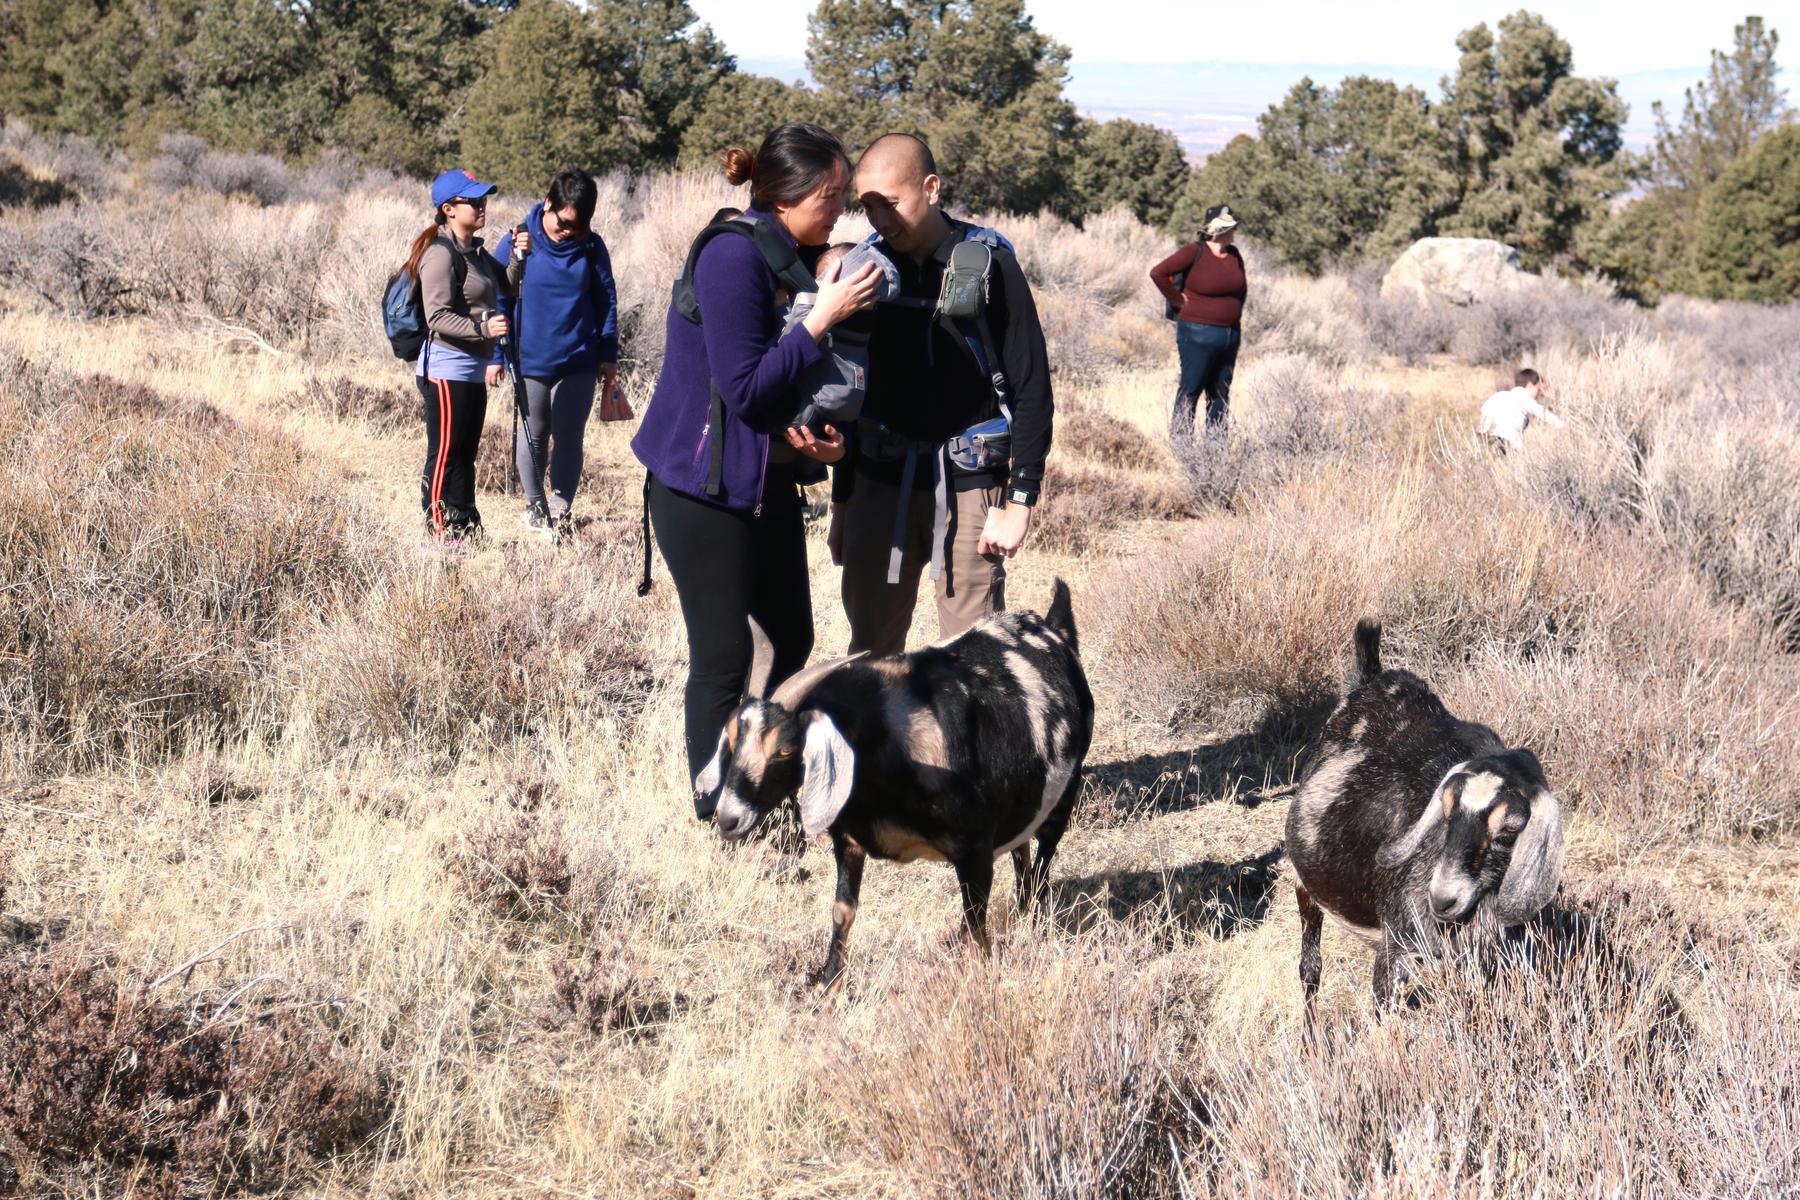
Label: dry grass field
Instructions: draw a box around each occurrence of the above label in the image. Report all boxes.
[2,142,1798,1197]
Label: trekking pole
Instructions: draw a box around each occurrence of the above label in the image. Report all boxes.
[507,375,520,497]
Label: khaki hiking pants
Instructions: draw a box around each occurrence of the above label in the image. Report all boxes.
[841,473,1005,659]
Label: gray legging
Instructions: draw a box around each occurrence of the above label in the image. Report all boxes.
[513,371,597,515]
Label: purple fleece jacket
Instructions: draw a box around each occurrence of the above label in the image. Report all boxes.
[631,208,825,510]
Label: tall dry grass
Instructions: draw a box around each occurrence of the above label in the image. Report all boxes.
[0,152,1797,1196]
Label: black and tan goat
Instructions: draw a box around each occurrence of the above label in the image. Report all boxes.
[695,580,1095,991]
[1284,620,1565,1014]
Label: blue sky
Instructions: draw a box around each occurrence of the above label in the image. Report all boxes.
[688,0,1798,156]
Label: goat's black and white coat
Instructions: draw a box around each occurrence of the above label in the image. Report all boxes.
[1285,620,1565,1011]
[695,581,1094,991]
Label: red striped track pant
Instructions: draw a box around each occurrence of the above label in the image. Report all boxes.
[417,375,489,534]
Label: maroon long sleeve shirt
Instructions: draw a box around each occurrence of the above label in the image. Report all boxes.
[1150,242,1247,328]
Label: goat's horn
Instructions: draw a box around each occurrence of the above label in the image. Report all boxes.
[746,616,776,699]
[770,652,866,708]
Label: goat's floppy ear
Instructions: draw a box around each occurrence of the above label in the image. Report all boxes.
[797,711,855,837]
[1496,789,1565,923]
[694,727,729,797]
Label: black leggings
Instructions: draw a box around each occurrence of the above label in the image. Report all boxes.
[418,375,489,531]
[649,466,814,793]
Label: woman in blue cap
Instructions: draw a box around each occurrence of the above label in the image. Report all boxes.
[404,168,523,547]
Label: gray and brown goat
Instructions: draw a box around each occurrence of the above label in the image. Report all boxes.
[1285,620,1565,1014]
[695,580,1095,991]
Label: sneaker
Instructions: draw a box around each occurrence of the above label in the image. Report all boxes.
[521,500,554,541]
[552,510,573,545]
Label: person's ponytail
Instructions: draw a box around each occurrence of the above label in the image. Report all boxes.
[721,147,756,187]
[401,211,448,281]
[719,124,848,210]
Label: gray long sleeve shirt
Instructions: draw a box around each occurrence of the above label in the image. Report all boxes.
[417,233,522,362]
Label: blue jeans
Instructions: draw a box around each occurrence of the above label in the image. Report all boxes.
[1173,321,1240,436]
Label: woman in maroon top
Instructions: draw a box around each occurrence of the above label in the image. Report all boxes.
[1150,204,1246,435]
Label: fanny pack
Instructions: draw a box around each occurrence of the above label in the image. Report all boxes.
[945,414,1011,473]
[860,415,1010,476]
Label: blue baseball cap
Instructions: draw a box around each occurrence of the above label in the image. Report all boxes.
[430,168,497,208]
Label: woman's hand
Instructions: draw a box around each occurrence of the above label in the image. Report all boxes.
[485,312,511,340]
[785,423,846,464]
[485,363,506,388]
[802,258,880,341]
[512,228,531,259]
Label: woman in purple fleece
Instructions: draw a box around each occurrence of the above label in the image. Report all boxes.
[631,122,880,801]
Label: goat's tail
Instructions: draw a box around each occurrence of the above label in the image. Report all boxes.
[1046,578,1078,653]
[1353,618,1383,684]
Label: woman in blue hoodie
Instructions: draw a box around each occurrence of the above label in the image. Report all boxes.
[494,168,622,541]
[632,122,880,802]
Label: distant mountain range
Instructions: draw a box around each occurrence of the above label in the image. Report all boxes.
[737,56,1702,160]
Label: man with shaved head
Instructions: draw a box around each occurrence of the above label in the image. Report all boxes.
[830,132,1054,659]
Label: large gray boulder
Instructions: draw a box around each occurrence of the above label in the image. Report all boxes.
[1381,237,1531,306]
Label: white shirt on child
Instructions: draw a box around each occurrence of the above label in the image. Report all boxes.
[1478,387,1563,448]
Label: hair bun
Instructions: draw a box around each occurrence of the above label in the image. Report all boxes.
[721,147,757,187]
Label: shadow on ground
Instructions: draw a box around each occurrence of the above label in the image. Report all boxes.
[1051,845,1285,943]
[1082,694,1335,824]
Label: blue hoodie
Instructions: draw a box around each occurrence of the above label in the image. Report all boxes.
[631,208,824,511]
[494,202,619,377]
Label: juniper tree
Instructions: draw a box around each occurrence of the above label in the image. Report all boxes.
[1435,11,1628,268]
[1175,76,1454,273]
[460,0,624,192]
[678,73,820,169]
[806,0,1077,213]
[1689,121,1800,301]
[1063,118,1190,229]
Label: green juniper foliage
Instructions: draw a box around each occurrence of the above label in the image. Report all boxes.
[1592,17,1792,300]
[1434,11,1628,269]
[0,0,1791,300]
[1688,122,1800,302]
[806,0,1079,214]
[1175,76,1456,270]
[1063,117,1190,229]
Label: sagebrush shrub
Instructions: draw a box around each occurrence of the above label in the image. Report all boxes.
[0,355,365,770]
[1179,880,1798,1197]
[0,948,387,1197]
[1033,460,1192,555]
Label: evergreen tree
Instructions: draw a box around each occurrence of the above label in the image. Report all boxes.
[460,0,622,192]
[310,0,488,175]
[1689,121,1800,301]
[678,73,818,169]
[1652,17,1788,194]
[1174,76,1454,272]
[592,0,733,168]
[0,0,198,145]
[1597,17,1792,299]
[184,0,322,157]
[1435,11,1628,268]
[1062,118,1190,228]
[806,0,1077,213]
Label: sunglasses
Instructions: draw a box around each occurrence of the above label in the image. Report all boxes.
[451,196,488,210]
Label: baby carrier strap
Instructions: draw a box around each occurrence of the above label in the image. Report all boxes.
[673,216,817,326]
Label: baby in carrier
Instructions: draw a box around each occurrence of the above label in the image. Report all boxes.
[776,240,896,434]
